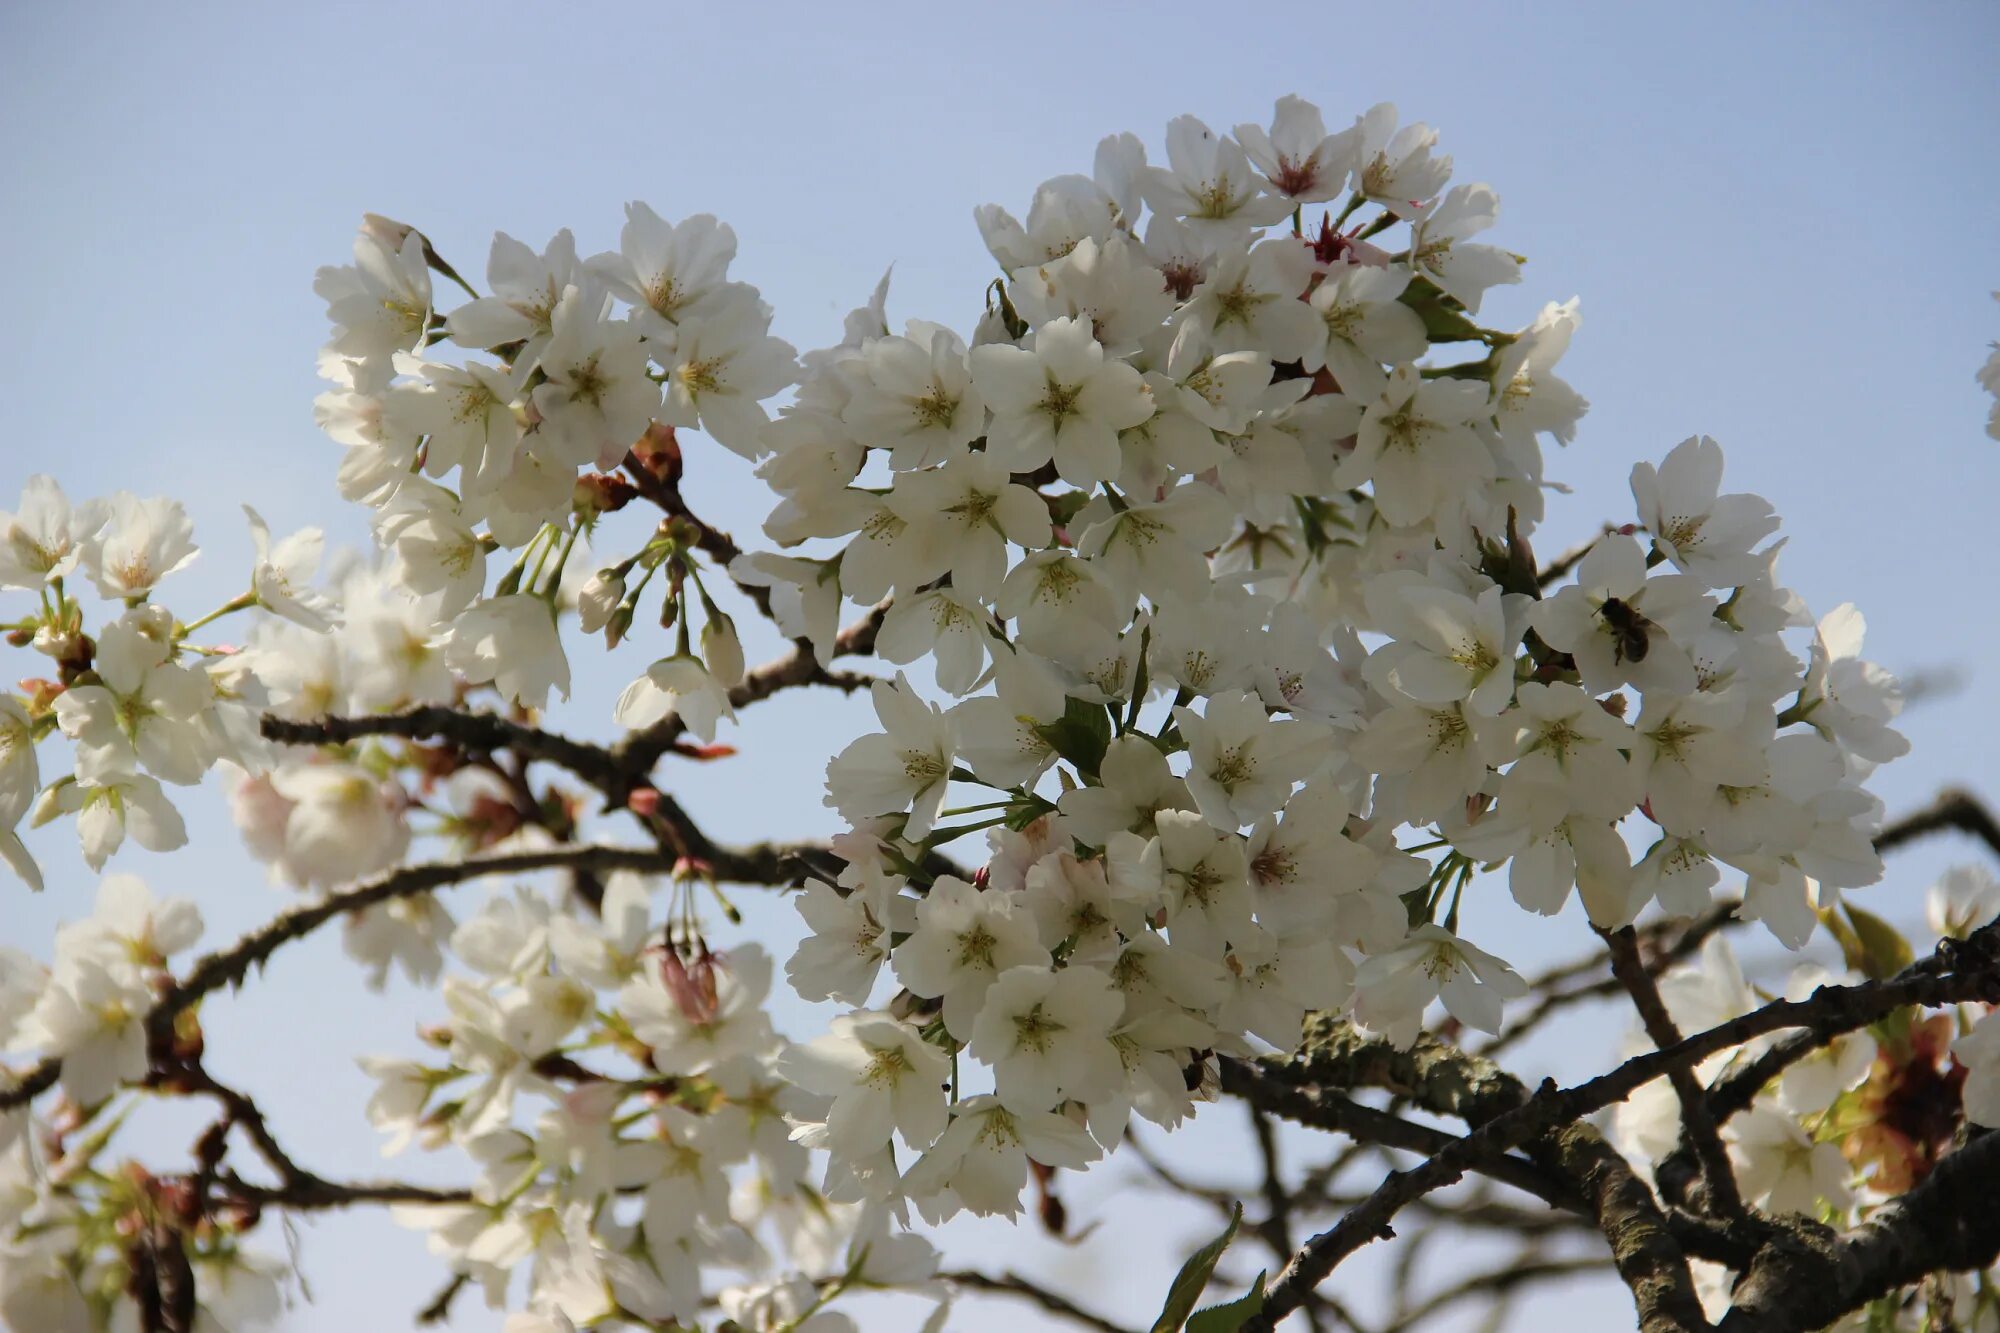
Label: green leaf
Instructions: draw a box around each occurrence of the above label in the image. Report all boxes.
[1817,903,1867,975]
[1843,903,1914,980]
[1187,1272,1266,1333]
[1035,695,1114,778]
[1151,1203,1243,1333]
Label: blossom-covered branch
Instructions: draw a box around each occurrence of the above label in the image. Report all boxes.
[2,88,1995,1333]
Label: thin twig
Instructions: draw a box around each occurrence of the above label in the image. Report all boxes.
[1383,1254,1610,1331]
[614,599,890,775]
[3,844,679,1111]
[1479,899,1741,1058]
[941,1269,1135,1333]
[415,1272,468,1326]
[1872,786,2000,859]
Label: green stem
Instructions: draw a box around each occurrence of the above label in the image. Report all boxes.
[180,591,256,637]
[938,799,1014,818]
[539,523,582,600]
[924,816,1008,846]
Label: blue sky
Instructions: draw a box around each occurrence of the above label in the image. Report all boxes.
[3,3,1998,1330]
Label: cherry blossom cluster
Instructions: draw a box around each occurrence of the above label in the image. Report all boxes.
[0,878,296,1329]
[771,96,1916,1222]
[0,90,1994,1332]
[368,871,949,1331]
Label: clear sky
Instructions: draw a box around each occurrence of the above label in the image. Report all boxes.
[3,3,1997,1330]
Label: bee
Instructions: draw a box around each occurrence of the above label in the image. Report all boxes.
[1598,596,1654,665]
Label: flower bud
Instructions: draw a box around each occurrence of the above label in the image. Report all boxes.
[605,601,636,651]
[632,422,683,487]
[359,213,416,248]
[34,622,87,669]
[970,303,1014,349]
[573,473,634,515]
[30,781,66,828]
[576,569,625,633]
[700,611,745,687]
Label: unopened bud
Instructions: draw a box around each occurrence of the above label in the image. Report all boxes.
[574,473,635,515]
[633,422,683,486]
[576,569,625,633]
[605,601,636,651]
[627,787,662,817]
[37,624,89,671]
[700,611,744,687]
[30,782,66,828]
[360,213,416,248]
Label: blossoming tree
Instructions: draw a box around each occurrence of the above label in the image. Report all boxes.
[5,94,2000,1333]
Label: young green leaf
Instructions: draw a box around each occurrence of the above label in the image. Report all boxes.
[1186,1272,1267,1333]
[1151,1202,1243,1333]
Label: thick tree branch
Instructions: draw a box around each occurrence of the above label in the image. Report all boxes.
[1220,1056,1574,1209]
[1245,916,2000,1329]
[261,707,628,797]
[1239,1022,1706,1331]
[1717,1130,2000,1332]
[215,1170,470,1210]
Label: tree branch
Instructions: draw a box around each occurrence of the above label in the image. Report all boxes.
[613,599,890,776]
[1240,1021,1706,1331]
[941,1269,1135,1333]
[261,707,628,797]
[1219,1055,1575,1209]
[1717,1129,2000,1332]
[1382,1254,1609,1332]
[1872,785,2000,859]
[1599,925,1747,1219]
[215,1170,470,1210]
[1478,900,1741,1058]
[155,1062,471,1213]
[1245,916,2000,1329]
[2,844,679,1111]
